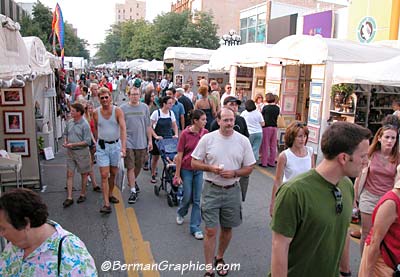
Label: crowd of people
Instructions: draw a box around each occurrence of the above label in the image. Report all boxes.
[1,70,400,276]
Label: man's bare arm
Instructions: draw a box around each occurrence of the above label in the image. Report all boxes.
[271,231,293,277]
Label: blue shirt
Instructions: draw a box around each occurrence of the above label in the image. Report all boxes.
[171,101,185,130]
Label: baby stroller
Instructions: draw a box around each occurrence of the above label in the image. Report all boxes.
[154,137,181,207]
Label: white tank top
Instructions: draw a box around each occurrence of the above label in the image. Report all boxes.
[282,146,313,183]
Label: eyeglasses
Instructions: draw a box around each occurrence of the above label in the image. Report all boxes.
[296,122,307,127]
[332,187,343,215]
[100,96,109,100]
[130,93,140,96]
[227,87,232,89]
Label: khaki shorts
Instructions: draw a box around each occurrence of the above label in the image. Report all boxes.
[67,148,91,174]
[359,189,381,214]
[201,180,242,228]
[124,148,147,169]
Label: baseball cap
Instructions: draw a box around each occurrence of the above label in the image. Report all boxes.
[223,96,241,106]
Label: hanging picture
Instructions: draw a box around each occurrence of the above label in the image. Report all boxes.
[265,82,281,95]
[175,75,183,87]
[308,100,322,125]
[4,110,24,134]
[266,65,282,81]
[5,138,30,157]
[308,125,320,143]
[284,79,298,94]
[281,95,297,115]
[310,82,323,99]
[311,65,325,80]
[256,77,265,88]
[285,65,300,78]
[0,88,24,106]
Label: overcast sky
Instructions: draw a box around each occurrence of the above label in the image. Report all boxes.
[24,0,172,56]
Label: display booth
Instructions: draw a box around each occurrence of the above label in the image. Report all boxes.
[0,15,41,187]
[138,59,163,81]
[267,35,400,162]
[163,47,215,92]
[23,36,60,155]
[207,43,272,99]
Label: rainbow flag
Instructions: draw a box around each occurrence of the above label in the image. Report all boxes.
[51,3,64,66]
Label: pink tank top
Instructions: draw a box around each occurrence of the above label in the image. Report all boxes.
[365,153,397,196]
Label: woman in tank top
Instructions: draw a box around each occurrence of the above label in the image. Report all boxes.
[358,170,400,276]
[194,86,216,131]
[354,123,400,253]
[269,121,315,216]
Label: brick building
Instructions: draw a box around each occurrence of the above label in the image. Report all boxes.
[115,0,146,23]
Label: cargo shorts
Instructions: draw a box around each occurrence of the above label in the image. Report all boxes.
[66,148,91,174]
[201,180,242,228]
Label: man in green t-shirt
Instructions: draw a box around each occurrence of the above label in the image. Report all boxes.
[270,122,371,277]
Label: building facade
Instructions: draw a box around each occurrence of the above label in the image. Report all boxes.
[115,0,146,23]
[171,0,265,37]
[1,0,28,22]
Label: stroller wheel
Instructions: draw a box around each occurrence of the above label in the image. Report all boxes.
[154,185,160,196]
[167,194,174,207]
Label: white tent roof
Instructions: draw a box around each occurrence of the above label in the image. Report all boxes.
[23,36,52,76]
[333,55,400,86]
[0,15,31,80]
[64,56,86,70]
[164,47,215,61]
[192,63,212,73]
[45,52,62,69]
[208,43,273,72]
[269,35,400,64]
[139,59,163,72]
[128,59,148,71]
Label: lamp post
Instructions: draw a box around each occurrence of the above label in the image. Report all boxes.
[222,29,241,46]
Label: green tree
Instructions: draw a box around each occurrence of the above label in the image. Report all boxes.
[94,11,219,63]
[19,1,89,59]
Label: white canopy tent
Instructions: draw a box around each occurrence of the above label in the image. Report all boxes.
[0,15,31,86]
[268,34,400,65]
[333,55,400,86]
[23,37,52,76]
[192,63,212,73]
[139,59,163,72]
[128,59,148,72]
[163,47,215,62]
[208,43,273,72]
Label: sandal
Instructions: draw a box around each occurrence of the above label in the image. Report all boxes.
[340,271,352,277]
[93,186,101,192]
[214,257,228,276]
[204,272,215,277]
[77,195,86,203]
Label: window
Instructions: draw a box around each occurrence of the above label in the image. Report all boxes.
[240,18,247,29]
[136,13,139,16]
[257,13,266,26]
[130,16,132,19]
[248,27,256,43]
[137,3,139,8]
[248,16,256,28]
[256,25,265,42]
[130,8,132,12]
[123,9,125,13]
[240,29,247,44]
[118,15,120,19]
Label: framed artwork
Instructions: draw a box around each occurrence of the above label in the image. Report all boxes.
[284,79,298,94]
[283,115,296,126]
[0,88,24,106]
[266,65,282,81]
[256,77,265,88]
[3,110,24,134]
[281,95,297,115]
[278,130,285,145]
[285,65,299,78]
[307,125,320,143]
[4,138,30,157]
[310,82,323,99]
[265,82,281,95]
[175,74,183,87]
[308,100,322,125]
[311,65,325,80]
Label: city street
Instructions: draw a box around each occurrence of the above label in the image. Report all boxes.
[39,144,362,276]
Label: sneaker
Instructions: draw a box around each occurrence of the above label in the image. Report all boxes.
[135,182,140,193]
[151,175,157,183]
[100,205,112,214]
[63,198,73,208]
[193,231,204,240]
[176,215,184,225]
[128,191,137,204]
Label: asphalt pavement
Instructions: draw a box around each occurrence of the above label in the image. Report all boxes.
[36,141,362,277]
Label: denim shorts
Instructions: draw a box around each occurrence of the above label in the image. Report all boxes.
[96,140,121,167]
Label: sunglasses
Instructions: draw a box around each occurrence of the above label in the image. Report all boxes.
[332,187,343,215]
[295,122,307,127]
[100,96,109,100]
[227,87,232,89]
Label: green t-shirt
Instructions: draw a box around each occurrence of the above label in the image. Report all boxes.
[270,169,353,277]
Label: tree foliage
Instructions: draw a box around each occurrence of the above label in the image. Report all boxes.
[19,0,89,59]
[93,11,220,64]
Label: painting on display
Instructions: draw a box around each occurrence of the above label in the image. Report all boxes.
[281,95,297,115]
[3,110,24,134]
[265,82,281,95]
[310,82,323,99]
[285,65,299,78]
[307,125,320,143]
[0,88,24,106]
[284,79,298,94]
[266,65,282,81]
[175,75,183,87]
[5,138,30,157]
[308,100,322,125]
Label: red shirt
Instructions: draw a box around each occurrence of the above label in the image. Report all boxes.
[366,190,400,268]
[177,126,208,170]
